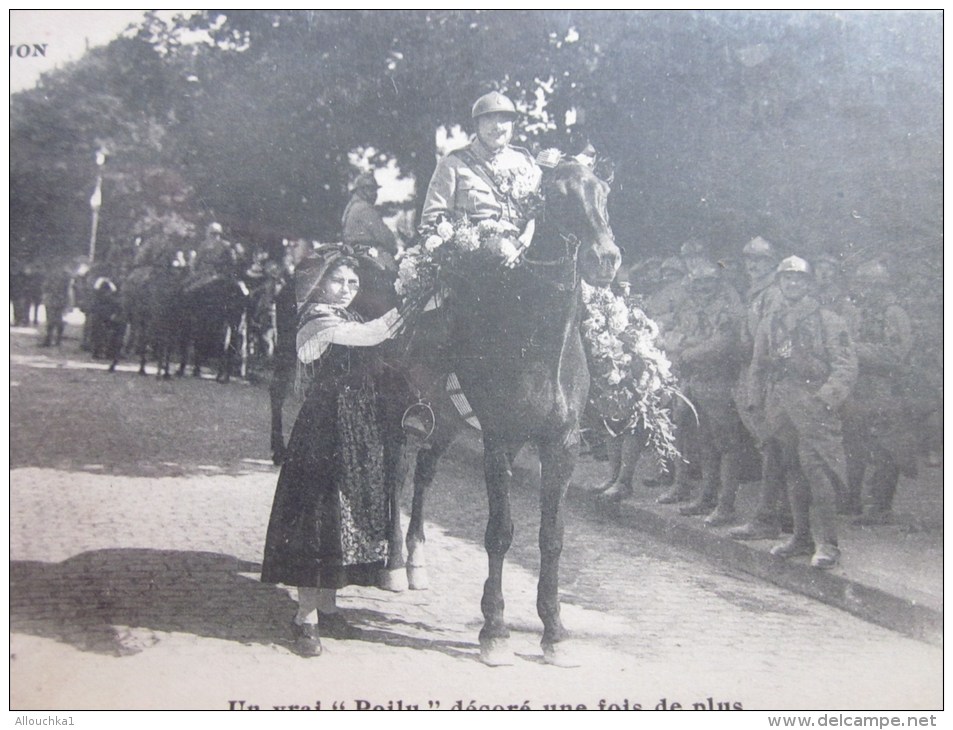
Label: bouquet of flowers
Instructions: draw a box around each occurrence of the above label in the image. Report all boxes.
[580,281,684,467]
[394,216,524,315]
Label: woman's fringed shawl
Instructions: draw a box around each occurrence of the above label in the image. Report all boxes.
[294,303,360,393]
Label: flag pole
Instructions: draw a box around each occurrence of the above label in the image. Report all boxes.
[88,148,107,263]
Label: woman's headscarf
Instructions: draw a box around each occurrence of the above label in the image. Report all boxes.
[294,243,384,313]
[293,244,385,380]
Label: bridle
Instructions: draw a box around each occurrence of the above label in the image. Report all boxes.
[518,210,584,292]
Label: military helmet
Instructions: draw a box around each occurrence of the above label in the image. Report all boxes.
[471,91,518,119]
[689,261,720,281]
[742,236,776,258]
[814,252,841,266]
[352,171,379,191]
[660,256,687,274]
[207,222,223,236]
[680,238,707,258]
[853,260,889,283]
[777,255,812,275]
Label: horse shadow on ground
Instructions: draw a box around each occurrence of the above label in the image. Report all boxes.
[10,549,475,660]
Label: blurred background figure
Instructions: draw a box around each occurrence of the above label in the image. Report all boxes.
[841,260,915,524]
[343,171,399,263]
[39,260,74,348]
[656,261,745,526]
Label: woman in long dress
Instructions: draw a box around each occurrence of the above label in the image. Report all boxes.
[261,247,402,657]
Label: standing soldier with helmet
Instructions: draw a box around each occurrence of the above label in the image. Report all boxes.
[841,260,915,523]
[813,252,852,314]
[656,261,746,524]
[728,236,793,541]
[747,256,857,569]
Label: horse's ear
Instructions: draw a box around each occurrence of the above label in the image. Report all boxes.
[550,175,570,200]
[541,166,570,201]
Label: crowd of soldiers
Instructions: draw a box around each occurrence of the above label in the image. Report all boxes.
[596,235,936,571]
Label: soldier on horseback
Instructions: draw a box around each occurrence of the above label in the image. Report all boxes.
[342,171,399,262]
[186,222,238,293]
[421,91,539,257]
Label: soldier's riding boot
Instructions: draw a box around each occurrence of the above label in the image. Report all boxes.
[843,449,866,516]
[643,455,675,488]
[601,430,642,501]
[807,468,840,569]
[705,451,741,527]
[597,435,623,494]
[770,469,814,558]
[855,456,899,525]
[680,445,719,516]
[657,461,693,505]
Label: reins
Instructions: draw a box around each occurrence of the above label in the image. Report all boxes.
[518,229,582,292]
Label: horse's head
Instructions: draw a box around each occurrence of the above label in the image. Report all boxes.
[540,160,621,287]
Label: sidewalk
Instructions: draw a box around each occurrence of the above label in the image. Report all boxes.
[458,431,943,647]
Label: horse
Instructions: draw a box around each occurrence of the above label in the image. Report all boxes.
[268,275,298,465]
[176,276,248,383]
[10,264,42,327]
[88,275,125,362]
[112,246,189,378]
[398,159,621,665]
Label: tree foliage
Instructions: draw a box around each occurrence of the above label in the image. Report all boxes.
[11,9,941,290]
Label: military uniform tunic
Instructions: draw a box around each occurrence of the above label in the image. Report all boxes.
[421,139,537,229]
[841,292,916,512]
[749,295,857,546]
[342,194,398,255]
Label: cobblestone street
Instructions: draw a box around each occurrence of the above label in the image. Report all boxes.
[9,330,942,710]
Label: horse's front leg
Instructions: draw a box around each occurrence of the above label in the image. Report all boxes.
[217,322,234,384]
[537,433,578,667]
[137,329,148,376]
[480,437,515,666]
[269,357,291,465]
[379,417,410,592]
[405,419,460,590]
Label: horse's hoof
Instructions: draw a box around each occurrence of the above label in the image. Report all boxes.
[598,483,633,502]
[479,638,515,667]
[543,642,581,668]
[378,567,408,593]
[407,543,428,590]
[407,565,429,591]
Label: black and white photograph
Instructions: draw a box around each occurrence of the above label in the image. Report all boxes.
[8,9,943,714]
